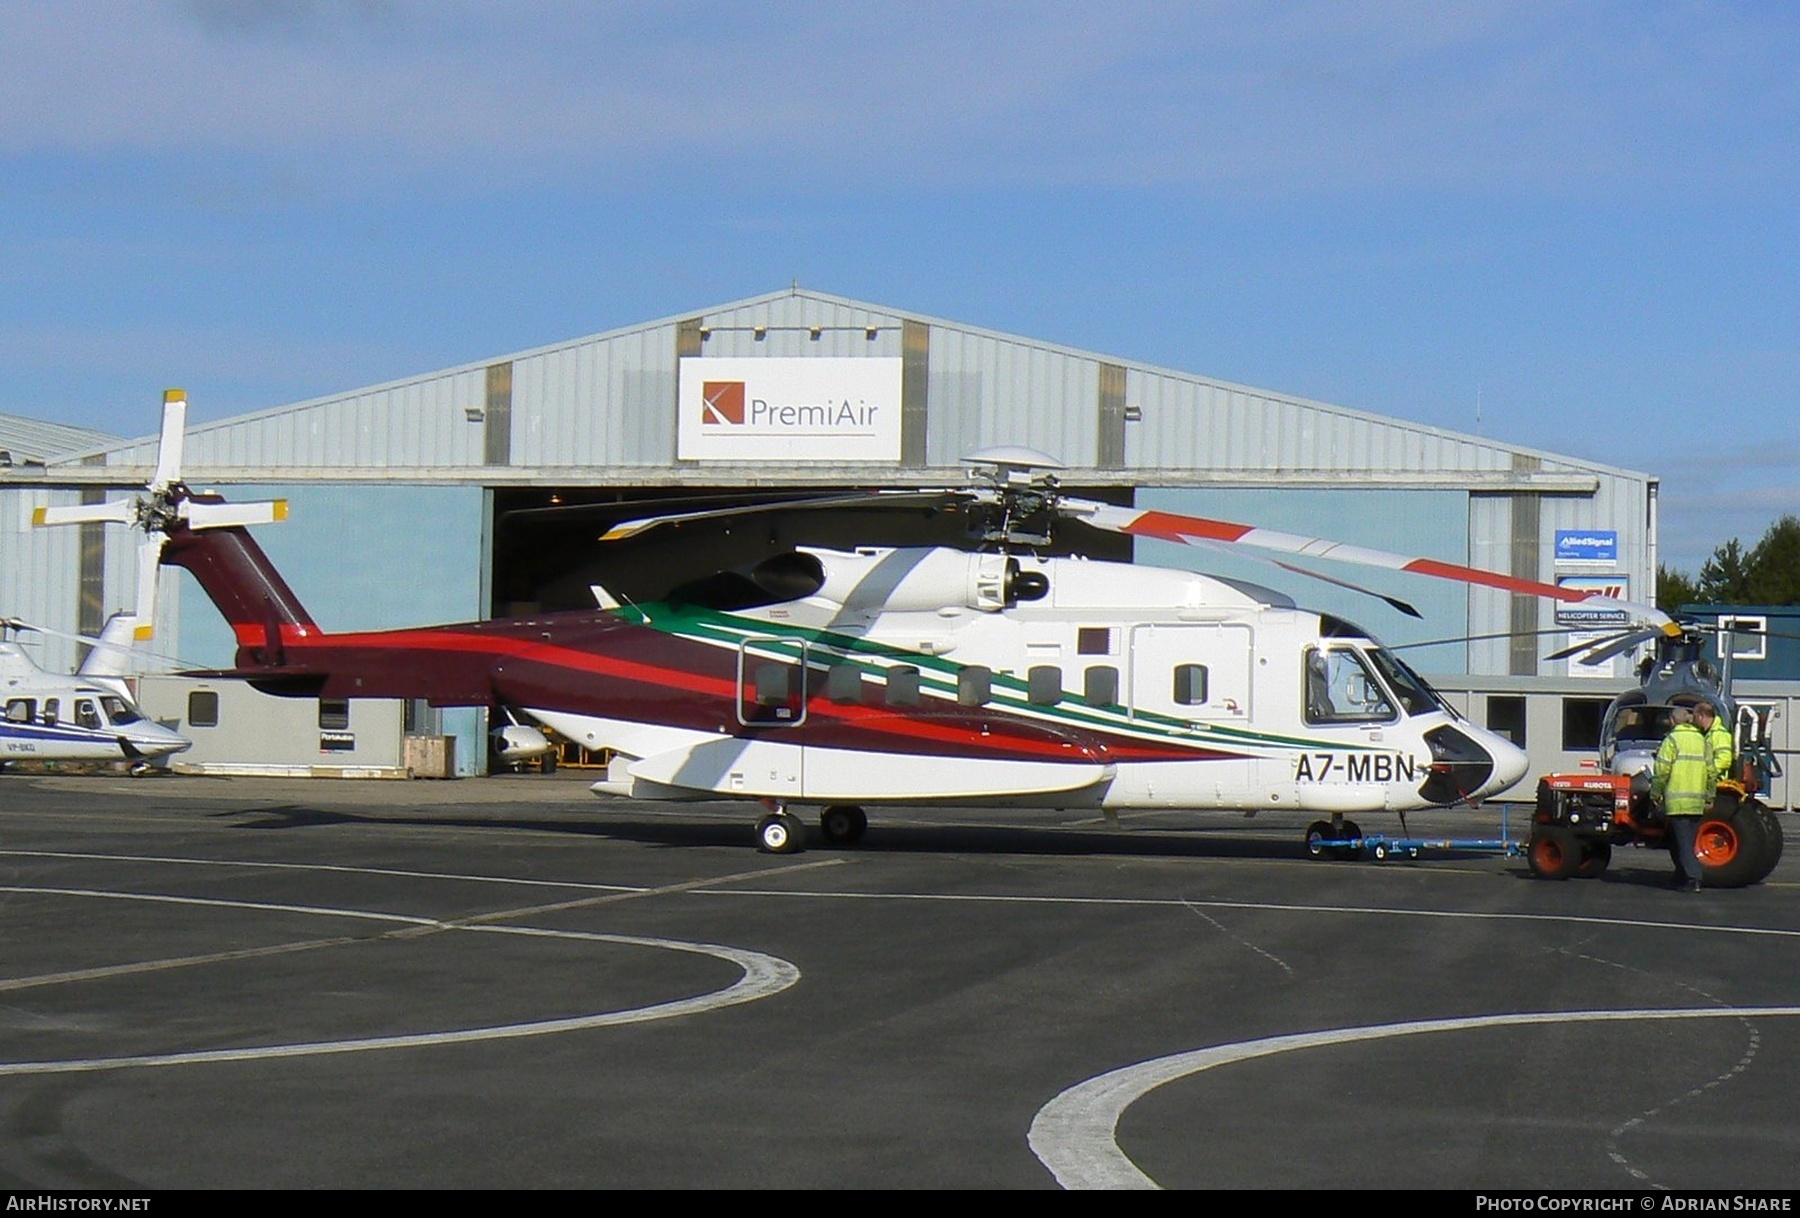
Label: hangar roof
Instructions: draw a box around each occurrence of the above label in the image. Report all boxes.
[0,413,117,466]
[23,287,1645,493]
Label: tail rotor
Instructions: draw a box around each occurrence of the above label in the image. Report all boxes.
[32,389,288,641]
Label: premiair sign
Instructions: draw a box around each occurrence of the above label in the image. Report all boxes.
[678,357,903,462]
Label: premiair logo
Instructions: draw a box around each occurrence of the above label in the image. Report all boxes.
[702,381,746,425]
[700,380,881,432]
[678,356,903,462]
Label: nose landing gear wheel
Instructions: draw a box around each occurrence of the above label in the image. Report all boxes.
[756,812,806,854]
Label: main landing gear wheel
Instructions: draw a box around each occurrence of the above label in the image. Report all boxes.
[819,805,868,845]
[1304,820,1335,860]
[1304,819,1364,861]
[1527,826,1581,880]
[756,812,806,854]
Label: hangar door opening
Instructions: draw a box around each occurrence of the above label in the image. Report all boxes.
[488,485,1134,617]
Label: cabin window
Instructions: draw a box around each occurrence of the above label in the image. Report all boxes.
[4,699,33,724]
[825,665,863,704]
[1085,665,1119,707]
[739,657,804,724]
[1562,697,1610,751]
[886,665,921,707]
[188,691,219,728]
[319,699,351,730]
[41,698,58,727]
[100,697,141,726]
[1302,648,1395,725]
[1028,665,1063,706]
[1078,627,1116,656]
[74,699,101,730]
[1486,695,1527,746]
[754,665,795,706]
[1173,664,1208,706]
[957,666,992,706]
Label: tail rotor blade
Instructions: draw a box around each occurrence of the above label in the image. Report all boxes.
[182,499,289,530]
[133,534,167,641]
[151,390,188,492]
[32,501,135,528]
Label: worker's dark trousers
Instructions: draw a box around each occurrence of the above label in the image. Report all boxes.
[1668,816,1703,883]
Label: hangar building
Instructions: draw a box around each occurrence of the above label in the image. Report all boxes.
[2,287,1665,782]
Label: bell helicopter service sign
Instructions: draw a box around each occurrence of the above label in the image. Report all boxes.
[678,357,903,462]
[1555,575,1631,627]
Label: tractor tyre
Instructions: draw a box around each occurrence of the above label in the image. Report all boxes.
[1527,827,1581,881]
[1693,811,1762,888]
[1575,839,1612,879]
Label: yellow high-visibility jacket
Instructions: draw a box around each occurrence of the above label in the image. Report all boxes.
[1705,719,1735,788]
[1653,722,1711,817]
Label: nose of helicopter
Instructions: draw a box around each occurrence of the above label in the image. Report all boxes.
[1418,722,1531,804]
[124,723,191,759]
[1481,731,1531,797]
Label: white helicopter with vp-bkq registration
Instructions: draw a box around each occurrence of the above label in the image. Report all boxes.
[39,392,1682,853]
[0,615,190,770]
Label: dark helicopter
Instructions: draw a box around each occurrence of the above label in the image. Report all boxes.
[1526,623,1785,886]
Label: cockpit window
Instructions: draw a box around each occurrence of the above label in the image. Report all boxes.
[1304,647,1396,725]
[100,696,142,726]
[74,699,102,730]
[1366,648,1443,717]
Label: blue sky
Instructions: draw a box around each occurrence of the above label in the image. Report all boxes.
[2,1,1796,575]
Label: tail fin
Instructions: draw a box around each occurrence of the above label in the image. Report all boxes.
[161,521,317,669]
[77,613,147,682]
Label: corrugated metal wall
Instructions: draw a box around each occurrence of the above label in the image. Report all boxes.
[16,288,1654,679]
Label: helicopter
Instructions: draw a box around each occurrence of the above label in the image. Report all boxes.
[38,391,1689,854]
[0,614,191,770]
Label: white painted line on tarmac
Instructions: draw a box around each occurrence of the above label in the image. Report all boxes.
[692,886,1800,939]
[1029,1006,1800,1190]
[0,885,802,1076]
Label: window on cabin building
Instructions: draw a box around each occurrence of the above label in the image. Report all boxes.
[188,691,219,728]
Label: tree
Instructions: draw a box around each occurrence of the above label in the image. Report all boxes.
[1699,537,1756,603]
[1672,515,1800,609]
[1657,564,1699,614]
[1745,515,1800,604]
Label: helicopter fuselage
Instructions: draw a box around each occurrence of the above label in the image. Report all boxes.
[506,546,1530,815]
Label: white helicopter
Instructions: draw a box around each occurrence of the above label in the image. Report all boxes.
[42,394,1678,852]
[0,614,191,770]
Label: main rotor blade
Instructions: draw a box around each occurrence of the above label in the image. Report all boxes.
[600,489,966,542]
[181,498,289,530]
[1269,559,1421,618]
[151,390,188,492]
[1061,497,1673,631]
[1545,628,1661,664]
[32,500,135,528]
